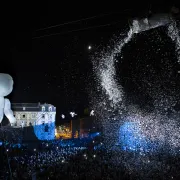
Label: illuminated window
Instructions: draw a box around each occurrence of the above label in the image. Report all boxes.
[31,113,35,118]
[49,106,52,112]
[42,106,45,111]
[23,107,26,111]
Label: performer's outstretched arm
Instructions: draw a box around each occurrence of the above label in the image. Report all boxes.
[4,98,16,126]
[0,97,4,124]
[0,109,3,124]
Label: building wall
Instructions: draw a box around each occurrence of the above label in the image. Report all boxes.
[36,112,56,125]
[12,103,56,141]
[71,117,97,138]
[14,111,37,127]
[34,111,56,140]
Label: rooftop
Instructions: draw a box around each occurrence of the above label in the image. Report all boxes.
[11,103,56,112]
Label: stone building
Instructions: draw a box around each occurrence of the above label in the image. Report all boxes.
[12,103,56,140]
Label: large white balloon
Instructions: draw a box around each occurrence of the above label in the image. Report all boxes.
[0,73,16,125]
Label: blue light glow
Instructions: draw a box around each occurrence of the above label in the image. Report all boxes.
[89,132,100,138]
[34,122,55,140]
[119,122,150,152]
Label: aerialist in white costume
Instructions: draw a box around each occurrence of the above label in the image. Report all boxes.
[90,110,94,116]
[131,6,180,34]
[131,13,172,33]
[0,73,16,126]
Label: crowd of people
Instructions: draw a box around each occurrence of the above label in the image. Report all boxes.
[40,138,92,149]
[1,137,180,179]
[1,145,131,179]
[3,147,86,179]
[0,137,97,179]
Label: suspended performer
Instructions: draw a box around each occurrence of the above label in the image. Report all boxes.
[130,6,180,33]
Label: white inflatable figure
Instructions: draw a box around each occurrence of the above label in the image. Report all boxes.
[90,110,94,116]
[0,73,16,126]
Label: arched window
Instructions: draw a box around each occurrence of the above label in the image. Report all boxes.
[49,106,52,112]
[42,106,45,111]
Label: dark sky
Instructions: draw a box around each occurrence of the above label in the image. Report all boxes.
[1,3,179,122]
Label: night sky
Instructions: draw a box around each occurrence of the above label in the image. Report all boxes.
[2,3,179,123]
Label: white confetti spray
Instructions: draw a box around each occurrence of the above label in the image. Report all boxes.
[167,21,180,63]
[98,28,134,106]
[92,17,180,158]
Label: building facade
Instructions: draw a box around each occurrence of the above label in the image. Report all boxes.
[12,103,56,140]
[55,116,98,139]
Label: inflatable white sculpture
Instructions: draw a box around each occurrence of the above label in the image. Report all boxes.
[0,73,16,126]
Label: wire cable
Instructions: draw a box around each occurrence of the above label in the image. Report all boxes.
[32,20,122,39]
[35,11,129,32]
